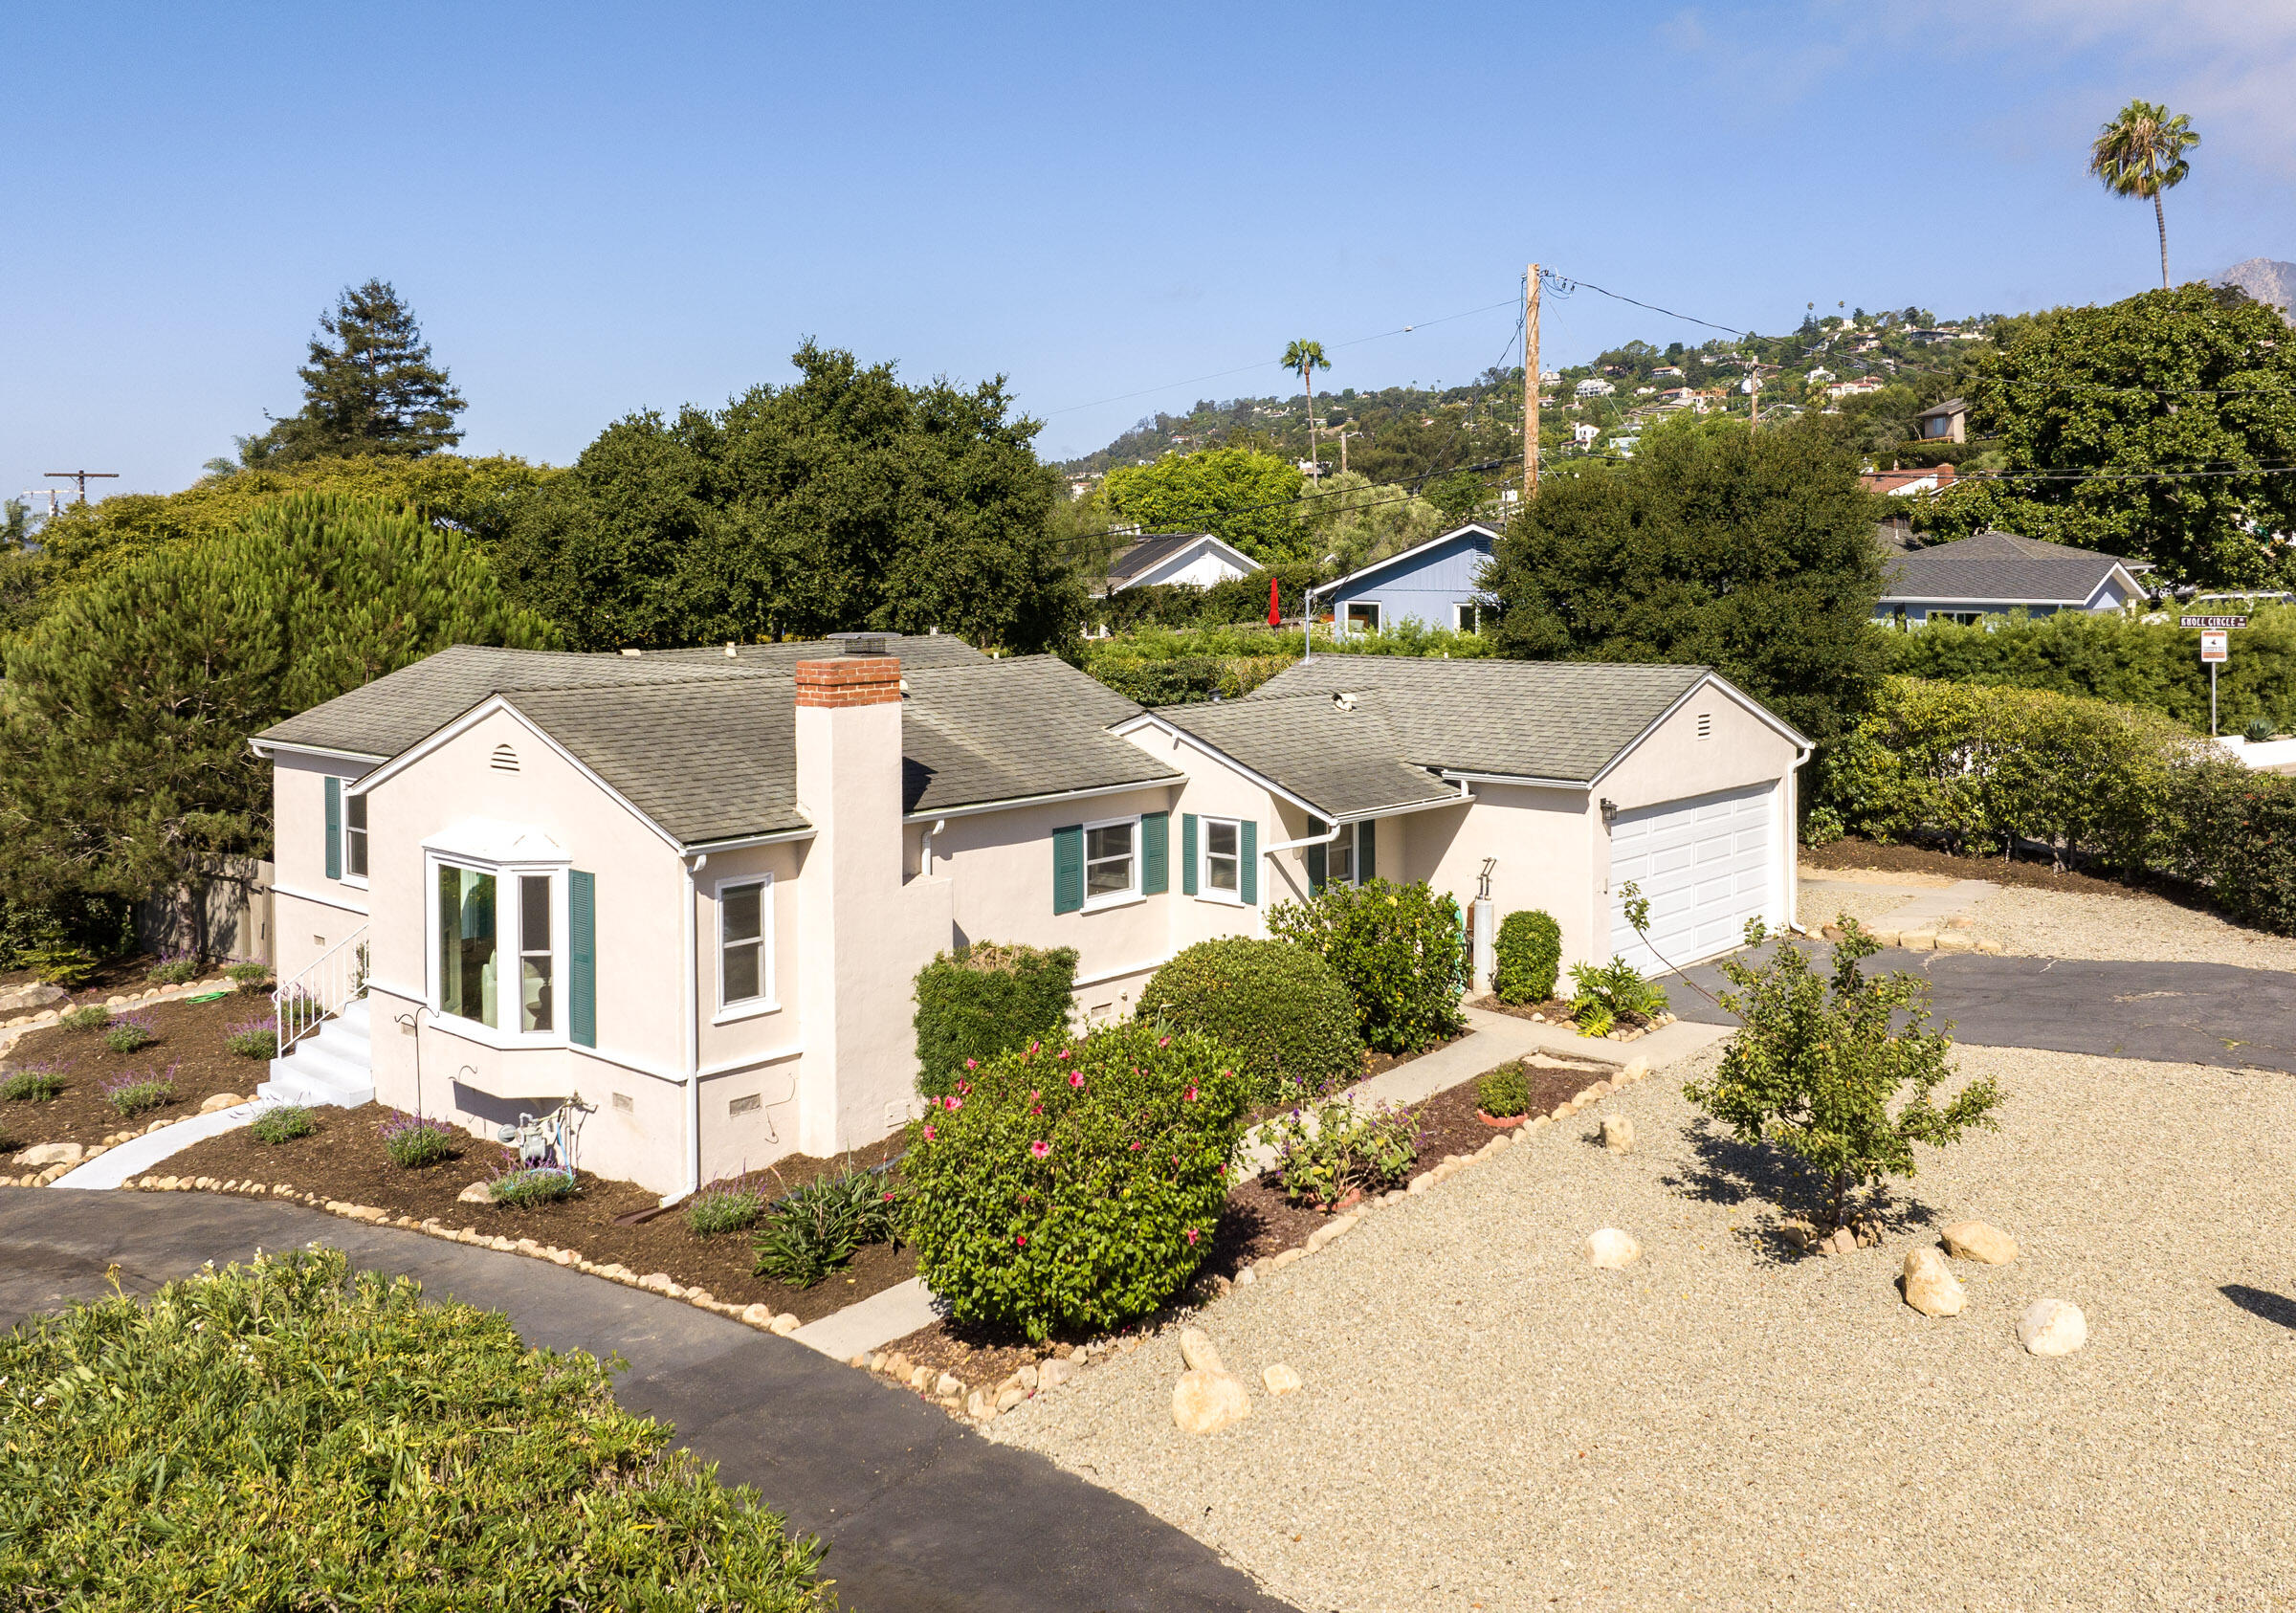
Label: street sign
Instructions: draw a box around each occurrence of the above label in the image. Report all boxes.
[2181,614,2249,630]
[2201,631,2229,663]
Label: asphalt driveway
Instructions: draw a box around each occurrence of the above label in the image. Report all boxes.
[1672,943,2296,1073]
[0,1188,1298,1613]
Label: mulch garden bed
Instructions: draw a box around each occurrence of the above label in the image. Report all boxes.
[0,952,184,1001]
[0,992,271,1160]
[884,1049,1615,1398]
[160,1105,913,1325]
[1802,835,2152,899]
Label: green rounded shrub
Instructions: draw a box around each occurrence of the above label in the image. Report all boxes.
[250,1104,316,1144]
[1476,1064,1530,1117]
[1267,877,1467,1054]
[1135,938,1363,1104]
[912,941,1079,1098]
[1491,910,1562,1005]
[59,1004,111,1032]
[902,1022,1249,1340]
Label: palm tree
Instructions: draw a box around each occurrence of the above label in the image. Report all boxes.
[1282,339,1331,469]
[2087,99,2201,289]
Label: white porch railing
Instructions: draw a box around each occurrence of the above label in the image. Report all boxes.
[276,925,369,1056]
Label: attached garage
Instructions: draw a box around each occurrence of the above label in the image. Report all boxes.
[1606,784,1777,972]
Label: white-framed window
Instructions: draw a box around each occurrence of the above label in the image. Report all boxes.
[430,853,564,1042]
[1344,601,1380,634]
[1453,602,1481,634]
[1201,816,1243,901]
[1327,822,1361,887]
[716,873,776,1020]
[1083,815,1141,909]
[343,792,369,881]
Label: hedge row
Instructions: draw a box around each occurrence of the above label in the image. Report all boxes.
[1820,675,2296,934]
[1882,606,2296,738]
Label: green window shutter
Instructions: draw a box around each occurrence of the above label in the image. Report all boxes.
[569,870,596,1049]
[1358,817,1378,881]
[1052,825,1084,914]
[1181,814,1199,896]
[1241,821,1258,905]
[323,776,342,881]
[1306,820,1327,895]
[1141,812,1169,895]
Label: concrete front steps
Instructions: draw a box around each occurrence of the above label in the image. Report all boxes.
[261,997,376,1108]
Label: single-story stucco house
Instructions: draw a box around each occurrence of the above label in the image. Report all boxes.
[249,634,1806,1200]
[1315,523,1498,635]
[1877,528,2152,626]
[1103,532,1258,592]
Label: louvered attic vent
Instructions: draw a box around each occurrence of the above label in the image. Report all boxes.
[491,743,520,772]
[1696,713,1712,740]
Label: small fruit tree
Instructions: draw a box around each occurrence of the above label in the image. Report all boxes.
[902,1022,1249,1340]
[1267,877,1466,1054]
[1683,918,2003,1231]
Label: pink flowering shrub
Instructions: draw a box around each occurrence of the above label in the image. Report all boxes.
[901,1021,1249,1339]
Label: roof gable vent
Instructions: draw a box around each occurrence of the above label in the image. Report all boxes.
[1696,712,1712,740]
[491,742,520,772]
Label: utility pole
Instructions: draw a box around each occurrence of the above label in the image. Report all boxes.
[1522,263,1540,503]
[44,470,118,504]
[1335,427,1362,476]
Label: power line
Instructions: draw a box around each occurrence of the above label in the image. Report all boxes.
[1538,272,1749,338]
[1042,296,1521,419]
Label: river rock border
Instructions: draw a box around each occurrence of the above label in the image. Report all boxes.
[113,1173,810,1337]
[873,1056,1661,1428]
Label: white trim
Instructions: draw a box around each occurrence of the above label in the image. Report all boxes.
[903,777,1176,825]
[697,1044,804,1079]
[250,739,388,768]
[682,826,816,852]
[1197,814,1246,904]
[712,871,776,1017]
[1317,522,1498,597]
[273,882,371,917]
[1081,813,1143,911]
[1586,671,1812,789]
[351,696,689,853]
[1109,713,1327,820]
[1437,770,1589,791]
[1108,533,1258,592]
[371,979,688,1084]
[1335,792,1470,822]
[1341,600,1382,634]
[1073,955,1172,988]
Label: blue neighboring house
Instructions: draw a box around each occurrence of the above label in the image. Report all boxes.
[1315,523,1498,636]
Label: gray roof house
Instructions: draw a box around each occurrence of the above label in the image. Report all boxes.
[1103,532,1258,593]
[1877,530,2152,626]
[248,632,1808,1204]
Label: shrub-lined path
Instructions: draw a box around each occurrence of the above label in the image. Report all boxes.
[0,1186,1300,1613]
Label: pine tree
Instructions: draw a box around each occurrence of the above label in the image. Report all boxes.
[240,280,467,466]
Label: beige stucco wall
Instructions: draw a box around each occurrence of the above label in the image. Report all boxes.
[1402,786,1601,976]
[269,751,375,985]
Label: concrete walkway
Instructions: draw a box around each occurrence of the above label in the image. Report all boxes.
[52,1101,265,1189]
[0,1188,1297,1613]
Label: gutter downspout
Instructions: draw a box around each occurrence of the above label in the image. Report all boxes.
[1784,745,1815,936]
[677,851,707,1204]
[1262,818,1342,856]
[1302,583,1318,662]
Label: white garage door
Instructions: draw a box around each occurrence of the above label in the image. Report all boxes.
[1606,784,1774,973]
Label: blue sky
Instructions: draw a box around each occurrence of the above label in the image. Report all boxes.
[7,0,2294,503]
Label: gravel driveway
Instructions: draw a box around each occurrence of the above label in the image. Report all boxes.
[1967,885,2296,969]
[995,1042,2296,1612]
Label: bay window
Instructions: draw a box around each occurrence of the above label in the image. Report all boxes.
[431,854,566,1040]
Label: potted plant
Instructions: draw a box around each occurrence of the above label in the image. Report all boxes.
[1475,1065,1531,1128]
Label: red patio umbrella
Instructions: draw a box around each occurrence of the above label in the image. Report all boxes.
[1267,575,1281,626]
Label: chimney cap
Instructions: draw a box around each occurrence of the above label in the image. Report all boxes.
[828,630,900,656]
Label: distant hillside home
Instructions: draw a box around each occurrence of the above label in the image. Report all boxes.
[1575,377,1616,398]
[1806,366,1836,385]
[1878,530,2152,626]
[1915,397,1968,444]
[1316,524,1498,635]
[1861,464,1957,497]
[1826,376,1885,400]
[1103,532,1257,593]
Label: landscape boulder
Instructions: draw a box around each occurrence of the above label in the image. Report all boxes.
[1601,1116,1635,1154]
[1171,1370,1251,1434]
[1902,1248,1966,1316]
[455,1181,492,1204]
[1179,1327,1226,1375]
[1585,1228,1641,1270]
[12,1142,83,1169]
[1262,1363,1302,1397]
[199,1093,244,1114]
[1942,1220,2019,1265]
[2020,1299,2087,1358]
